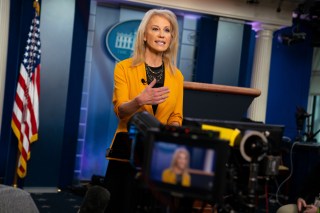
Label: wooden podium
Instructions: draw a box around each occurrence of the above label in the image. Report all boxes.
[183,81,261,121]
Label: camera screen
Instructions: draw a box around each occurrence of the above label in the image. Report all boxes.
[149,140,216,191]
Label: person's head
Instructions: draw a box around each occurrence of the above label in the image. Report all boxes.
[170,147,190,173]
[132,9,179,73]
[79,185,110,213]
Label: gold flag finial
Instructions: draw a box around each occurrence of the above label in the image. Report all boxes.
[33,0,40,16]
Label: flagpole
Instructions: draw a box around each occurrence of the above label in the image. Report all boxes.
[13,151,21,188]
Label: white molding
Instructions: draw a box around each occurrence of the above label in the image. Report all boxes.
[125,0,297,27]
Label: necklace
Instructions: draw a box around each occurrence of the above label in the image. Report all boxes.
[145,63,164,83]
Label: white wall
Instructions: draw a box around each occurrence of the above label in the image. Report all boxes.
[0,0,10,131]
[213,18,244,86]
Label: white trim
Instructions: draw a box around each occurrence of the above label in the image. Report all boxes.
[126,0,296,27]
[23,187,60,193]
[0,0,10,130]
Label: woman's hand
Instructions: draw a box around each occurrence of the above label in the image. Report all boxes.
[136,79,170,106]
[118,79,170,119]
[169,122,180,126]
[297,198,318,213]
[303,204,318,213]
[297,198,307,212]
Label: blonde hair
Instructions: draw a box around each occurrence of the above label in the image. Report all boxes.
[131,9,179,74]
[170,147,190,173]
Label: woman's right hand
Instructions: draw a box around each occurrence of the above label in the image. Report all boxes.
[297,198,307,212]
[136,79,170,106]
[303,204,318,213]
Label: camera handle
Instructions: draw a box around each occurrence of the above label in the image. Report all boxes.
[246,161,259,212]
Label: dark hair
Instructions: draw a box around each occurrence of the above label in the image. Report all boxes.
[79,185,110,213]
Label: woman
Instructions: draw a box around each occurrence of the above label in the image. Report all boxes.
[105,9,184,213]
[162,147,191,187]
[112,9,183,134]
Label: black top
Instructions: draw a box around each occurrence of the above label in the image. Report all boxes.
[145,63,165,114]
[176,174,182,186]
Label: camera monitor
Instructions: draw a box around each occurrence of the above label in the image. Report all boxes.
[143,129,230,202]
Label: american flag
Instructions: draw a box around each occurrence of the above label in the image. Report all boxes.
[11,1,41,178]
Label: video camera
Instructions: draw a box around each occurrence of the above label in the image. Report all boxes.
[110,111,284,212]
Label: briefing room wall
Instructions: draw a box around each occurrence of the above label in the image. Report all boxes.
[266,26,314,140]
[23,0,77,188]
[75,4,122,180]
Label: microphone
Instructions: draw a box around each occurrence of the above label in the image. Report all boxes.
[141,79,147,85]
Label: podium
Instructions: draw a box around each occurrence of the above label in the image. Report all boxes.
[107,81,261,161]
[183,81,261,121]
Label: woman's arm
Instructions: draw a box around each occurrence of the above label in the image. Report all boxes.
[117,79,170,119]
[169,121,180,126]
[167,72,184,126]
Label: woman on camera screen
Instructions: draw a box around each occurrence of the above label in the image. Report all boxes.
[162,147,191,187]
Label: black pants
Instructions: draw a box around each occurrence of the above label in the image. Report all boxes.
[104,160,138,213]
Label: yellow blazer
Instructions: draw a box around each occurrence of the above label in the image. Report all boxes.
[112,58,184,135]
[162,168,191,187]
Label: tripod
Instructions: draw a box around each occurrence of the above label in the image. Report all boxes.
[295,106,320,142]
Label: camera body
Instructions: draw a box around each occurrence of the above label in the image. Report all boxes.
[127,112,284,212]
